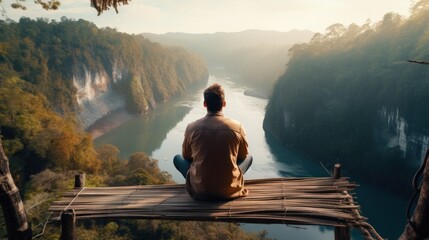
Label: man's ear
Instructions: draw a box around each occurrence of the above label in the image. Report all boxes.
[223,101,226,107]
[204,101,207,107]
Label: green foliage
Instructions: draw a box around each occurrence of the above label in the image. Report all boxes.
[34,0,60,10]
[1,0,60,10]
[127,74,149,113]
[0,77,101,178]
[128,220,270,240]
[122,152,173,185]
[95,144,123,175]
[22,169,72,238]
[264,0,429,194]
[134,38,208,107]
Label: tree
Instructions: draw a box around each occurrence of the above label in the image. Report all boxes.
[0,137,32,240]
[399,150,429,239]
[95,144,121,175]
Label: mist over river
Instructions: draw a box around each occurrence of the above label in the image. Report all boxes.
[95,75,409,239]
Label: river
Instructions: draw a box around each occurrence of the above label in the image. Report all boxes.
[95,75,409,239]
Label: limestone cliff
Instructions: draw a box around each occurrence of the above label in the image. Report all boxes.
[377,107,429,165]
[72,65,125,129]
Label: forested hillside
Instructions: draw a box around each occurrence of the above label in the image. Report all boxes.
[264,1,429,194]
[0,17,209,128]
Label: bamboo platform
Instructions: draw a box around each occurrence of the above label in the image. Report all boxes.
[49,169,383,239]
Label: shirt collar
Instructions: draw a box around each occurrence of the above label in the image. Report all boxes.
[206,111,223,117]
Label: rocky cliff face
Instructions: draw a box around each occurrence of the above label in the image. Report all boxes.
[72,64,127,129]
[71,55,208,130]
[378,107,429,165]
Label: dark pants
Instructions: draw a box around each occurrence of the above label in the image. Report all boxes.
[173,154,253,179]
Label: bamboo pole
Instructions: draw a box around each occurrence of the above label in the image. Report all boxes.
[333,164,351,240]
[59,174,84,240]
[74,173,85,189]
[60,209,76,240]
[333,164,341,179]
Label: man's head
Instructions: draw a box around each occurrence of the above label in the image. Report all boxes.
[203,83,225,112]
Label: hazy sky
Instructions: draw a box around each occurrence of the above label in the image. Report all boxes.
[3,0,413,34]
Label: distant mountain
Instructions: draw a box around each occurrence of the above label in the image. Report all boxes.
[142,29,314,95]
[143,29,314,49]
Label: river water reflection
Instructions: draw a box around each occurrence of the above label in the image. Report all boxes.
[96,75,408,239]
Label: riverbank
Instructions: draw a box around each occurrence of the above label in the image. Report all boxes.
[243,89,269,99]
[86,109,135,139]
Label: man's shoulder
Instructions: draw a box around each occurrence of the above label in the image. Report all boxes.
[188,116,205,126]
[222,117,242,126]
[186,115,243,131]
[185,117,205,131]
[213,116,244,134]
[225,118,246,135]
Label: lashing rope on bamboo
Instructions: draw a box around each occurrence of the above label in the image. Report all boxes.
[55,186,86,221]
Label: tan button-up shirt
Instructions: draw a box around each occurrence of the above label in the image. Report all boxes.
[183,111,249,200]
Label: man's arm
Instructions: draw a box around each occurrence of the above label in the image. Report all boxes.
[237,125,249,160]
[182,126,193,160]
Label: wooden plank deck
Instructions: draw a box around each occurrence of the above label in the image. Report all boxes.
[50,177,360,225]
[49,174,383,239]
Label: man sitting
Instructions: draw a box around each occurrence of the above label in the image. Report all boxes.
[174,83,253,200]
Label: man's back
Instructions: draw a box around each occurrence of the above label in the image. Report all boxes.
[183,111,249,200]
